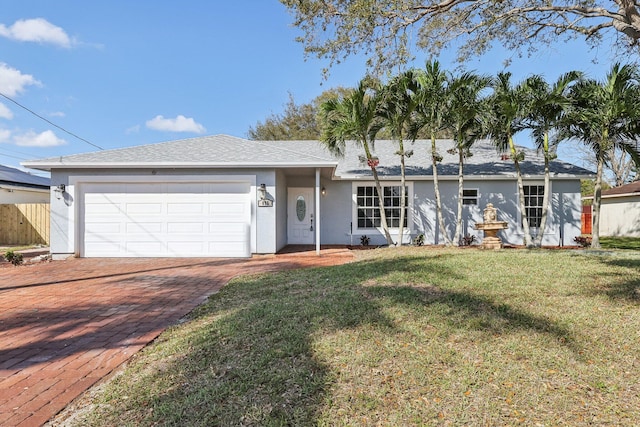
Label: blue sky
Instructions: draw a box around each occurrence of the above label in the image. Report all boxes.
[0,1,622,175]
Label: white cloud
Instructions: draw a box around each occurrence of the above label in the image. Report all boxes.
[0,103,13,119]
[0,129,10,142]
[13,130,66,147]
[49,111,65,118]
[145,115,206,134]
[0,18,73,48]
[0,63,41,97]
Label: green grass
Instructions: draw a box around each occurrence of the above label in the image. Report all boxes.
[61,247,640,426]
[600,236,640,250]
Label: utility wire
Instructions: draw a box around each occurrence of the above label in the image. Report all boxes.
[0,152,28,160]
[0,145,38,158]
[0,91,104,150]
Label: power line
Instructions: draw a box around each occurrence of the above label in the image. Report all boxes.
[0,152,28,160]
[0,91,104,150]
[0,146,36,158]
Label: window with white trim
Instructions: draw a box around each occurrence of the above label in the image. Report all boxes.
[523,185,544,228]
[356,185,408,229]
[462,188,478,205]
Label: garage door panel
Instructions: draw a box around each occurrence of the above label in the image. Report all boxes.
[126,241,164,255]
[167,202,204,214]
[209,222,247,233]
[208,241,247,255]
[83,181,251,257]
[86,222,122,234]
[126,222,163,234]
[167,222,205,234]
[84,240,121,256]
[126,203,163,214]
[85,201,122,214]
[167,241,206,253]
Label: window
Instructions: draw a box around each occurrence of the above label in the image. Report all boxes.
[462,189,478,205]
[356,185,407,229]
[523,185,544,228]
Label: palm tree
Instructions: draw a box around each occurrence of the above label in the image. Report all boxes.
[411,61,453,246]
[318,77,395,246]
[445,72,491,245]
[524,71,582,247]
[560,63,640,249]
[372,70,417,245]
[484,72,535,247]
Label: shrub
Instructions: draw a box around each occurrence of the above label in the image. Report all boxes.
[360,235,370,246]
[413,234,425,246]
[461,235,476,246]
[4,250,24,266]
[574,236,592,248]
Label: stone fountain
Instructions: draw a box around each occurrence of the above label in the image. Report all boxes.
[474,203,508,250]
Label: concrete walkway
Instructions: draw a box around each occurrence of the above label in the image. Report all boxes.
[0,248,353,426]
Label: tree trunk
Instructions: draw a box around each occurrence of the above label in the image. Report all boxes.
[591,151,604,249]
[533,133,551,247]
[613,0,640,40]
[432,134,452,246]
[510,137,534,248]
[371,166,395,246]
[453,149,464,246]
[363,140,394,245]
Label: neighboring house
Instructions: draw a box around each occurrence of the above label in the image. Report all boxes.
[0,164,50,204]
[22,134,593,259]
[584,181,640,237]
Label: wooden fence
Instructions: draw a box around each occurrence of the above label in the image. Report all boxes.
[0,204,50,246]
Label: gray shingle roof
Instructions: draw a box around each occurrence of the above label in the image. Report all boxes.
[328,139,594,178]
[22,135,336,169]
[0,164,50,188]
[22,134,593,178]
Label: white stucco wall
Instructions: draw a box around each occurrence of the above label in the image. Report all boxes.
[49,167,585,257]
[275,169,288,252]
[600,196,640,237]
[49,168,276,258]
[318,178,583,247]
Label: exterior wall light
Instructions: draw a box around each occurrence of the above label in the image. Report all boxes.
[321,186,326,196]
[257,183,273,207]
[54,184,66,199]
[258,183,266,200]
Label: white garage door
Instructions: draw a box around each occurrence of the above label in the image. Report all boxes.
[82,182,251,257]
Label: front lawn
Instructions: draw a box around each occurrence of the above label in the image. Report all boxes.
[600,236,640,250]
[59,248,640,426]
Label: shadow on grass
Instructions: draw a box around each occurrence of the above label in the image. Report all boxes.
[82,253,581,426]
[589,256,640,302]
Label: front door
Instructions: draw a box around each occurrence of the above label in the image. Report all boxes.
[288,187,315,244]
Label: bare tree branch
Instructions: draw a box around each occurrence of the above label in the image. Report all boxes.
[281,0,640,75]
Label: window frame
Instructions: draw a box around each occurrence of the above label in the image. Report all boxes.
[462,188,479,206]
[351,182,413,235]
[519,182,553,233]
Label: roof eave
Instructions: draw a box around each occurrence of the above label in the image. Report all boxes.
[0,183,49,192]
[334,173,594,181]
[21,161,339,171]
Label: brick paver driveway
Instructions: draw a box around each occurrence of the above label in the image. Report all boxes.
[0,248,353,426]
